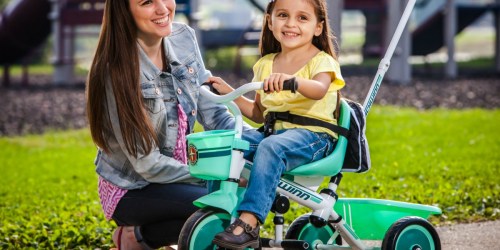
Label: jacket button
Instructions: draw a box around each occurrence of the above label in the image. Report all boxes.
[191,110,196,116]
[155,88,161,94]
[177,88,182,95]
[188,67,194,74]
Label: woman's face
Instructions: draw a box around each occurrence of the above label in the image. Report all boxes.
[129,0,176,43]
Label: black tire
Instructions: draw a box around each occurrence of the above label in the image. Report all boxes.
[178,209,260,250]
[178,209,230,250]
[285,214,339,250]
[381,216,441,250]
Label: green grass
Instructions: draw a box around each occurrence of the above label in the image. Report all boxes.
[0,24,494,77]
[0,64,54,75]
[1,107,499,248]
[343,107,500,222]
[0,130,114,249]
[0,64,89,78]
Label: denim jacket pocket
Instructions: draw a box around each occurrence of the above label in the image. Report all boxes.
[174,58,201,95]
[186,60,201,96]
[141,83,165,114]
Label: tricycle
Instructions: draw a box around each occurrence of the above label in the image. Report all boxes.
[178,0,441,249]
[177,80,441,250]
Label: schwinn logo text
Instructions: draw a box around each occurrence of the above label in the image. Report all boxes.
[278,181,311,201]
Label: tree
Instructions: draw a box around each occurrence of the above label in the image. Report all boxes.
[0,0,10,10]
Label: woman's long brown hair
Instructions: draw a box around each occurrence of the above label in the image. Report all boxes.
[259,0,338,60]
[86,0,157,156]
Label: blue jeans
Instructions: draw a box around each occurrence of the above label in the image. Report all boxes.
[238,128,335,222]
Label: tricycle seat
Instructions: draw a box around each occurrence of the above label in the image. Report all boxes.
[284,99,350,177]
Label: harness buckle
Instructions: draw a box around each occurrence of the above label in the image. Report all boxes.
[263,112,290,137]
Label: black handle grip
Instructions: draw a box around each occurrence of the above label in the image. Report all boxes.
[282,77,298,93]
[201,82,220,95]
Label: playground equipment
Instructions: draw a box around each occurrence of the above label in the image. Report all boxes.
[354,0,500,81]
[1,0,499,85]
[0,0,191,85]
[178,1,443,249]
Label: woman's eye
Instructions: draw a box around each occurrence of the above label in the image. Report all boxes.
[141,0,153,6]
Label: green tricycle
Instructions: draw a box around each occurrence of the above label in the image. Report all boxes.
[178,0,441,249]
[177,79,441,250]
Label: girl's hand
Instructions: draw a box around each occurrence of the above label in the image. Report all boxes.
[263,73,294,93]
[238,177,248,187]
[207,76,234,95]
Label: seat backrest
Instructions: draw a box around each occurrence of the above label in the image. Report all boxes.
[285,99,350,177]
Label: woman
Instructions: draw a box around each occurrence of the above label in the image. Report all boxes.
[86,0,239,248]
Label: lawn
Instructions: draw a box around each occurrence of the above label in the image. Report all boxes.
[0,106,499,248]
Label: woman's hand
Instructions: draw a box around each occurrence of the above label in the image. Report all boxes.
[263,73,294,93]
[207,76,234,95]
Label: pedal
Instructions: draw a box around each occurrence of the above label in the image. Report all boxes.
[260,238,309,249]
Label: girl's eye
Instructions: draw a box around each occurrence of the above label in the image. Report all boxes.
[299,15,308,21]
[277,12,288,18]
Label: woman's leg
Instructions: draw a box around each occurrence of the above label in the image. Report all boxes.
[112,183,207,248]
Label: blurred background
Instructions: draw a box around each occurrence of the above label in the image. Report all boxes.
[0,0,498,83]
[0,2,498,248]
[0,0,499,135]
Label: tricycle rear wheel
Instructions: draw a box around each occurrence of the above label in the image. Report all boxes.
[381,216,440,250]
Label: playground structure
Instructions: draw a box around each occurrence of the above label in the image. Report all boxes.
[0,0,499,86]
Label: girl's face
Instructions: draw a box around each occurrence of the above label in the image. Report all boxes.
[267,0,323,51]
[129,0,176,44]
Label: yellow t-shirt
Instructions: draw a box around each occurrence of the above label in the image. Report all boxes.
[252,51,345,138]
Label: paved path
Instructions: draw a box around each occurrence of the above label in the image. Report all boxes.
[437,220,500,250]
[171,220,500,249]
[261,220,500,249]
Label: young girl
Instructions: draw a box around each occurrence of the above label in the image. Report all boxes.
[208,0,345,248]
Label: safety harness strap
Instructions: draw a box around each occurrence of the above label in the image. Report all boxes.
[260,111,349,138]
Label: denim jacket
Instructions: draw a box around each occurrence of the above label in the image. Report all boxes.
[95,23,238,189]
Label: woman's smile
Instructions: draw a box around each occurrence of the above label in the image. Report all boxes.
[152,15,170,26]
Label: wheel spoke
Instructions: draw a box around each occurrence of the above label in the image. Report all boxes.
[395,225,435,250]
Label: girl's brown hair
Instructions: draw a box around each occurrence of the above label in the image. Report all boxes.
[259,0,338,59]
[86,0,158,156]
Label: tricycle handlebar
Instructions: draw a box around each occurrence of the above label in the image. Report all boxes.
[200,78,298,103]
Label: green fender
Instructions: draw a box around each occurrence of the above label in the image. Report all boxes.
[193,181,246,218]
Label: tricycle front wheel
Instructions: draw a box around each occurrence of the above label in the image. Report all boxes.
[381,216,441,250]
[178,209,231,250]
[178,208,260,250]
